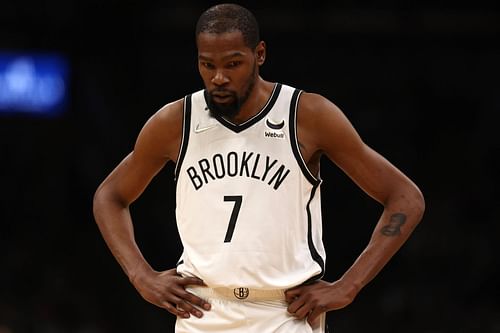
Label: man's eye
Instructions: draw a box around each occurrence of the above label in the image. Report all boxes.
[227,61,240,68]
[202,62,215,69]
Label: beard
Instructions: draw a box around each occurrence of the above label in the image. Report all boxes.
[205,64,256,120]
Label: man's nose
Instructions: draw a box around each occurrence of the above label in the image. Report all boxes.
[212,70,229,86]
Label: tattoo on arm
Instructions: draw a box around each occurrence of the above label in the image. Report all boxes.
[380,213,407,236]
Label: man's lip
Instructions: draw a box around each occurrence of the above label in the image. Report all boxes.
[212,92,231,97]
[212,95,232,102]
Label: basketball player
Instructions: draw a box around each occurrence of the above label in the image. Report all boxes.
[93,4,425,332]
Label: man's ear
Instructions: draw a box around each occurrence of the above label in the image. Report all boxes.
[255,41,266,66]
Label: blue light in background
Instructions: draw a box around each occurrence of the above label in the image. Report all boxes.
[0,52,69,117]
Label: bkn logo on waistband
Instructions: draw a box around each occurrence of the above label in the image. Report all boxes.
[233,287,250,299]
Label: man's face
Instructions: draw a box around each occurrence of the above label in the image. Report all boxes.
[197,31,260,119]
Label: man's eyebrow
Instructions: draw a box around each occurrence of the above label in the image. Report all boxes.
[198,52,247,61]
[198,55,212,61]
[222,52,246,60]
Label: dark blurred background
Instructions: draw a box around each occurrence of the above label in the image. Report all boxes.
[1,0,499,332]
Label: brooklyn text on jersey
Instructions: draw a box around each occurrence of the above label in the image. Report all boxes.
[186,151,291,190]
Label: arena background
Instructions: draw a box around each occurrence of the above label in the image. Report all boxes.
[1,1,499,332]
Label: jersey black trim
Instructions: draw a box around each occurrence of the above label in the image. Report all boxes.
[204,83,282,133]
[289,89,321,186]
[304,182,325,284]
[174,94,192,182]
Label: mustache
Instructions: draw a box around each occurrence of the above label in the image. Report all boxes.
[209,88,236,95]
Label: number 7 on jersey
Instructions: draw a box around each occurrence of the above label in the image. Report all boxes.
[224,195,242,243]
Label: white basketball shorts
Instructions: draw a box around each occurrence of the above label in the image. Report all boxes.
[175,286,326,333]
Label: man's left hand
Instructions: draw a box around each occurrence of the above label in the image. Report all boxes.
[285,279,358,325]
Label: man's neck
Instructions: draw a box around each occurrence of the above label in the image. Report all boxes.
[229,78,274,125]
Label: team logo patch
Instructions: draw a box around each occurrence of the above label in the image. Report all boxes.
[233,287,250,299]
[266,118,285,130]
[265,118,286,139]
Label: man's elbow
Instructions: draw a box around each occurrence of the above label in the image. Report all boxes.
[92,184,106,222]
[93,182,129,218]
[92,182,119,223]
[411,184,425,223]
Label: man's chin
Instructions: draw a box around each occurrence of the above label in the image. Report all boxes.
[209,104,240,119]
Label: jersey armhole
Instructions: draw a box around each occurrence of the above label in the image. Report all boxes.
[174,94,192,181]
[288,89,321,186]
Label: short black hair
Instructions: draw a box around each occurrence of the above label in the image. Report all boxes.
[195,3,260,49]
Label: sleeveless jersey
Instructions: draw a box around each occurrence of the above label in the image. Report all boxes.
[175,83,326,289]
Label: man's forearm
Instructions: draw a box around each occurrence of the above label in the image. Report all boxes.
[93,188,153,283]
[339,187,425,294]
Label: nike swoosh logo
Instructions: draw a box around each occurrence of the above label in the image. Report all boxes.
[266,119,285,130]
[194,123,217,133]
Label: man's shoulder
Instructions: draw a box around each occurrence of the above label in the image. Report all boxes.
[297,91,336,115]
[155,98,184,119]
[295,90,346,137]
[142,98,185,141]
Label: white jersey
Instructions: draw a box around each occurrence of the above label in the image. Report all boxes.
[175,83,326,289]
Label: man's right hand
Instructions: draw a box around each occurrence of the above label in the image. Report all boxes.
[131,268,211,318]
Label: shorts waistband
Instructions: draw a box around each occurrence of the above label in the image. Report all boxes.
[188,286,286,301]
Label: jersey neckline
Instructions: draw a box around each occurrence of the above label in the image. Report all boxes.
[203,83,282,134]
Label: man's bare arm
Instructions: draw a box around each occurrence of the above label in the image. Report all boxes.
[92,100,210,318]
[286,93,425,323]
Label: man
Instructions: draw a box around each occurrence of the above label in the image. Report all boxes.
[93,3,425,333]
